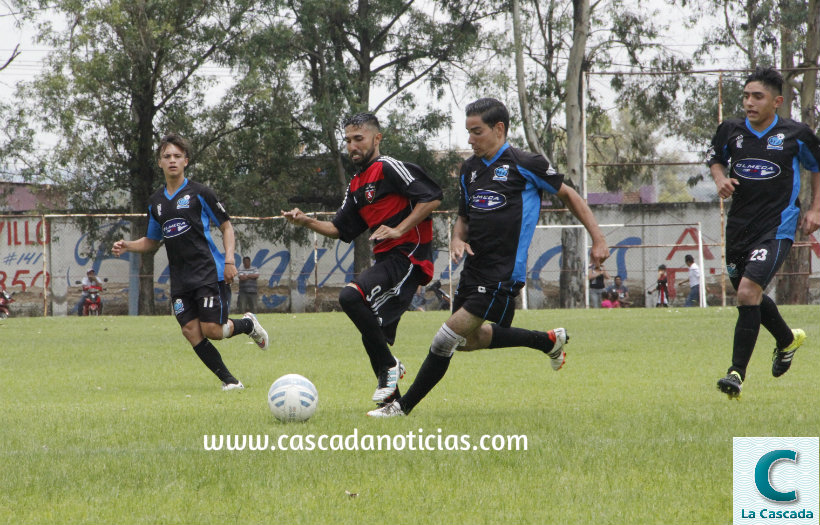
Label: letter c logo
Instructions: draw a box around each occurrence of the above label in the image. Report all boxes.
[754,449,798,502]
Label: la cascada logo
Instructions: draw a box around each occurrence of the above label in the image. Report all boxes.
[734,437,819,525]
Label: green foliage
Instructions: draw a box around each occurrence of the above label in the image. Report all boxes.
[1,306,818,523]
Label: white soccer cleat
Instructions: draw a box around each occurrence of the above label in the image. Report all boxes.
[372,358,406,403]
[244,312,269,350]
[547,328,568,371]
[367,400,405,417]
[222,380,245,392]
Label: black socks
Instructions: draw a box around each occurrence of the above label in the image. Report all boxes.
[229,317,254,336]
[338,286,395,374]
[488,325,554,353]
[193,339,236,383]
[730,305,761,380]
[398,351,451,415]
[759,295,794,349]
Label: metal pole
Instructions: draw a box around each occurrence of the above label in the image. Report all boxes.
[313,229,319,313]
[41,215,48,317]
[697,222,706,307]
[718,71,727,307]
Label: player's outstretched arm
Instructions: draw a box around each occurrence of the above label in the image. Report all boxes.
[282,208,340,239]
[112,237,160,256]
[800,171,820,235]
[556,184,608,266]
[370,199,441,241]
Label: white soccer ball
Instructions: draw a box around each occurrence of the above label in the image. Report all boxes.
[267,374,318,423]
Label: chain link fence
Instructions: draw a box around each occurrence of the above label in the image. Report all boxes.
[1,203,818,317]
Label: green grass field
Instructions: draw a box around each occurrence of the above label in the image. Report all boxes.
[1,306,818,524]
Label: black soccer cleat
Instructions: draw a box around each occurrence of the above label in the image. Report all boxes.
[717,371,743,400]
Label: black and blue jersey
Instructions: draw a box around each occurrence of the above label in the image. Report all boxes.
[457,142,564,289]
[146,178,230,294]
[707,115,820,248]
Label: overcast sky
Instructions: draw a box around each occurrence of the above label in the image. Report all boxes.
[0,2,736,158]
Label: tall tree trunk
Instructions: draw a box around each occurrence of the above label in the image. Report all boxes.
[776,0,819,304]
[561,0,590,308]
[512,0,546,158]
[132,91,157,315]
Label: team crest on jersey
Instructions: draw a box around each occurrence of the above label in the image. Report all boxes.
[493,165,509,181]
[469,189,506,210]
[733,158,781,180]
[177,194,191,209]
[726,263,738,279]
[162,218,191,238]
[173,299,185,316]
[470,171,477,183]
[735,135,743,149]
[364,183,376,203]
[767,133,784,150]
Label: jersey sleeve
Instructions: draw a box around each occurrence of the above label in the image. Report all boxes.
[517,153,564,194]
[198,186,231,226]
[797,124,820,172]
[380,157,444,203]
[331,183,369,243]
[146,205,162,241]
[706,122,732,167]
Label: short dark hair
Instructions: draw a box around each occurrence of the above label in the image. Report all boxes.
[465,98,510,137]
[744,67,783,96]
[658,264,667,271]
[159,133,191,158]
[243,256,251,262]
[685,254,694,264]
[343,112,380,131]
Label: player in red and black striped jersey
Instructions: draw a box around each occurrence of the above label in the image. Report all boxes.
[707,67,820,398]
[283,113,442,407]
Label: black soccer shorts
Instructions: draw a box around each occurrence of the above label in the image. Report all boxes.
[726,237,792,290]
[452,279,517,328]
[350,251,425,345]
[171,281,231,327]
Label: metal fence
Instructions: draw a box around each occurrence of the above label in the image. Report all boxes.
[1,202,818,317]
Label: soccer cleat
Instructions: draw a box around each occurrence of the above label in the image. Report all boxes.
[372,358,406,403]
[244,312,269,350]
[222,380,245,392]
[367,400,405,417]
[772,328,806,378]
[717,371,742,399]
[547,328,569,371]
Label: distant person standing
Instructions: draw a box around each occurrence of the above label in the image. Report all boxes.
[587,264,610,308]
[237,256,260,314]
[677,254,701,307]
[647,265,669,307]
[707,67,820,399]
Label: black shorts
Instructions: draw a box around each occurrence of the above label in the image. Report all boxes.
[351,252,425,345]
[726,237,792,290]
[171,281,230,327]
[452,279,518,328]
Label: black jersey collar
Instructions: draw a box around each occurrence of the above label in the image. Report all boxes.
[164,177,189,200]
[481,142,511,167]
[745,114,779,139]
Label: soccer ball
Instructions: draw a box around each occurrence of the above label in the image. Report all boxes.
[267,374,318,423]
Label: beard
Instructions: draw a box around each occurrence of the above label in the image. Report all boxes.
[350,143,377,167]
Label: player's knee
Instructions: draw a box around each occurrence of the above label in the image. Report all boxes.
[338,285,364,312]
[430,323,467,358]
[200,323,223,340]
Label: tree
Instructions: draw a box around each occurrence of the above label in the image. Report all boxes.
[270,0,489,275]
[14,0,287,314]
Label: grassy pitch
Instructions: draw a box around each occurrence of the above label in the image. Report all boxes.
[1,306,817,524]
